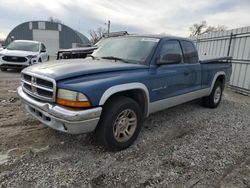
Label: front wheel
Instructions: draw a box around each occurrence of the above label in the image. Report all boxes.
[94,96,143,151]
[202,81,223,108]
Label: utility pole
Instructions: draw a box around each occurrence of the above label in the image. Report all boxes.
[107,20,110,34]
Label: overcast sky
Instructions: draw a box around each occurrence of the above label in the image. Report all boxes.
[0,0,250,40]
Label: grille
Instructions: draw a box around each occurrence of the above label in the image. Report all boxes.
[21,73,56,102]
[1,64,25,68]
[2,56,27,63]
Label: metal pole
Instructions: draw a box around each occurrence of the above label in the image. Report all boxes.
[107,20,110,34]
[227,32,233,57]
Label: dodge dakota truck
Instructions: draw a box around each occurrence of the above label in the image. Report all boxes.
[17,35,232,150]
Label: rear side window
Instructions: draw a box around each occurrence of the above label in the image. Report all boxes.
[159,40,183,63]
[181,41,198,64]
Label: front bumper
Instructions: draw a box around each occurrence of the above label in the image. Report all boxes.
[0,58,30,69]
[0,63,29,69]
[17,86,102,134]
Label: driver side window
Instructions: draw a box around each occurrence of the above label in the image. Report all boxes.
[159,40,183,63]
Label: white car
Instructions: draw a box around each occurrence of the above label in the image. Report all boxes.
[0,40,49,71]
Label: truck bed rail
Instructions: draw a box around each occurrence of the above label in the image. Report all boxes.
[199,56,232,64]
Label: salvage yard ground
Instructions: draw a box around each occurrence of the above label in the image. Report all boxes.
[0,70,250,187]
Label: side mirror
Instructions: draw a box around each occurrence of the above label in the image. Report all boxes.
[157,53,182,65]
[41,49,46,53]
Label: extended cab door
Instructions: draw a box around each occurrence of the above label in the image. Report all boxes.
[150,39,201,102]
[180,40,201,91]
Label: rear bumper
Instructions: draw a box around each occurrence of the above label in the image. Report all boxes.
[17,86,102,134]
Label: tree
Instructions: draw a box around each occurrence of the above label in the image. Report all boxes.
[189,21,227,36]
[88,27,107,44]
[48,17,62,24]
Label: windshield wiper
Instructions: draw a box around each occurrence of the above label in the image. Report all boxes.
[101,56,129,63]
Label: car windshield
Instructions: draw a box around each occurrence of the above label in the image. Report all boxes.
[92,37,159,64]
[94,38,111,47]
[7,41,39,52]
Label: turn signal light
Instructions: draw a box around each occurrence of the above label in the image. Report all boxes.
[56,98,91,108]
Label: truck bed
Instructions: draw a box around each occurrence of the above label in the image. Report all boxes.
[199,55,232,64]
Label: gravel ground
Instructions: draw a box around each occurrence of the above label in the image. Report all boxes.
[0,70,250,188]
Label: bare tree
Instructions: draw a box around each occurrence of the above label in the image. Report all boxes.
[48,17,62,24]
[88,27,107,44]
[190,21,227,36]
[189,20,206,36]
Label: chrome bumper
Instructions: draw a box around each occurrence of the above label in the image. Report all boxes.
[17,86,102,134]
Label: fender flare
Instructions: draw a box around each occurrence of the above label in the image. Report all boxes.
[208,71,226,95]
[99,83,150,116]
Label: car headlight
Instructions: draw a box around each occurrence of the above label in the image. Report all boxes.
[56,89,91,108]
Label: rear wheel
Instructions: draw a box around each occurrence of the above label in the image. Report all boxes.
[94,96,143,151]
[202,81,223,108]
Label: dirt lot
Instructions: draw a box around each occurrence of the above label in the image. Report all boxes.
[0,70,250,187]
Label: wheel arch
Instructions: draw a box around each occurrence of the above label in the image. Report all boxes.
[99,83,150,117]
[209,71,226,95]
[216,75,226,90]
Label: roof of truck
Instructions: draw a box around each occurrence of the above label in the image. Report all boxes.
[122,34,191,41]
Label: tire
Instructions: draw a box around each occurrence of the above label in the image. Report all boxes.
[38,58,42,62]
[0,67,7,71]
[202,81,223,108]
[94,96,143,151]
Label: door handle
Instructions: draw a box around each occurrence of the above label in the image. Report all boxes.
[184,71,189,76]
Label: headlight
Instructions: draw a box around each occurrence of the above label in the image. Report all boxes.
[56,89,91,108]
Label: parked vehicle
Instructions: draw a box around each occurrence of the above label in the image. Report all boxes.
[56,46,97,60]
[0,40,49,71]
[56,31,128,60]
[17,35,232,150]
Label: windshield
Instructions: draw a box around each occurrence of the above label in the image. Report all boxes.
[7,41,39,52]
[94,38,111,47]
[92,37,159,64]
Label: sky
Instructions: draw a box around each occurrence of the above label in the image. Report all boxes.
[0,0,250,40]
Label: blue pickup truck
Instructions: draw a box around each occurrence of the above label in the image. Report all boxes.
[17,35,232,150]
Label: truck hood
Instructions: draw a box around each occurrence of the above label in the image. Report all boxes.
[22,58,148,81]
[0,49,38,57]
